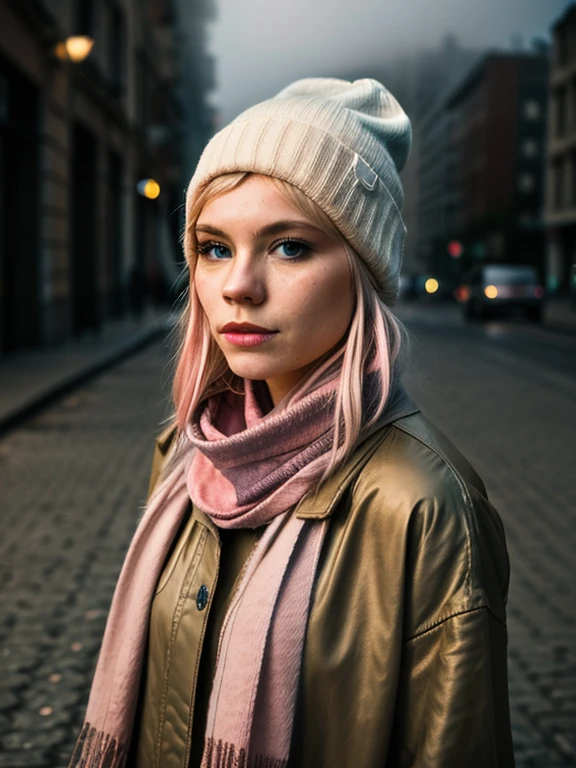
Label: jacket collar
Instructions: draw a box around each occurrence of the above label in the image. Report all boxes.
[295,384,419,520]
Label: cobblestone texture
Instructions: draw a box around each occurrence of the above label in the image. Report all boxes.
[0,316,575,767]
[0,338,173,767]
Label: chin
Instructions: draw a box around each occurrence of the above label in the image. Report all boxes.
[226,362,282,382]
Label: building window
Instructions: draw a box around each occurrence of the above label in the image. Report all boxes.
[556,22,576,68]
[518,212,534,227]
[571,151,576,208]
[523,99,542,120]
[571,77,576,132]
[75,0,95,36]
[518,173,536,193]
[521,139,539,158]
[557,25,568,68]
[0,74,8,124]
[553,158,565,209]
[103,2,125,94]
[555,86,567,137]
[136,55,149,128]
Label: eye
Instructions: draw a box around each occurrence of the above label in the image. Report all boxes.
[197,241,231,260]
[273,239,311,260]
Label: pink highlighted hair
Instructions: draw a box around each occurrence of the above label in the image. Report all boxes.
[172,172,405,482]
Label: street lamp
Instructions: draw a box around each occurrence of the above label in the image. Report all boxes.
[54,36,94,63]
[136,179,161,200]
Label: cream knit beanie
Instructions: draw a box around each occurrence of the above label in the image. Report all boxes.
[186,77,412,305]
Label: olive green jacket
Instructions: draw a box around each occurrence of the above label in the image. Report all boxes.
[135,409,514,768]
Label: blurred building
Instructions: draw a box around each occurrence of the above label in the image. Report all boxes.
[0,0,214,358]
[172,0,216,183]
[545,4,576,296]
[339,36,481,275]
[415,93,459,281]
[417,52,549,281]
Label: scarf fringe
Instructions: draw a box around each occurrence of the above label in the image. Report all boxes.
[68,722,128,768]
[203,738,288,768]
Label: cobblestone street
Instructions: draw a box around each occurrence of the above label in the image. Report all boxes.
[0,337,174,767]
[0,309,575,767]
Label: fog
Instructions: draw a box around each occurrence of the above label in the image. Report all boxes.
[208,0,573,124]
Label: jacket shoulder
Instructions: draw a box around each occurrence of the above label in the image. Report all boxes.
[352,411,509,632]
[394,412,486,496]
[358,411,487,508]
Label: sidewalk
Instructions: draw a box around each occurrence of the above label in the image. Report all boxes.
[0,308,176,435]
[544,297,576,335]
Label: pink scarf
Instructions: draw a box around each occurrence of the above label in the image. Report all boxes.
[69,376,343,768]
[187,380,335,767]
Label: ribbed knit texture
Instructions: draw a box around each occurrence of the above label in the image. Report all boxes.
[186,78,412,304]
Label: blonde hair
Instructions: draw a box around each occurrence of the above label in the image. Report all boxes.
[171,172,405,482]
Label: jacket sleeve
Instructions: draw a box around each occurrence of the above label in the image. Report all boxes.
[388,607,515,767]
[388,488,515,768]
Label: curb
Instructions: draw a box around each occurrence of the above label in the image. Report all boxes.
[0,323,170,438]
[542,318,576,337]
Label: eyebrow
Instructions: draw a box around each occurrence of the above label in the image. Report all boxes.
[195,219,324,240]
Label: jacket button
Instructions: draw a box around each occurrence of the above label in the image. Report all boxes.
[196,584,209,611]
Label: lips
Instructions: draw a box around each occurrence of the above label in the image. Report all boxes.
[219,322,276,333]
[219,322,278,348]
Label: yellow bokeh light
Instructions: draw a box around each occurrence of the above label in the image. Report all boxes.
[484,285,498,299]
[142,179,161,199]
[425,278,439,294]
[55,36,94,63]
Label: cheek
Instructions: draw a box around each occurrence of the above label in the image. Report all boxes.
[296,267,354,338]
[194,272,216,325]
[319,266,353,317]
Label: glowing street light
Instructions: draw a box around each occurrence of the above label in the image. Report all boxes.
[425,278,439,294]
[54,36,94,63]
[136,179,161,200]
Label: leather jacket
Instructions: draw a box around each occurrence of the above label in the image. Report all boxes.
[134,407,514,768]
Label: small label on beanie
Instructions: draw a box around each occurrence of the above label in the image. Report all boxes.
[354,155,378,191]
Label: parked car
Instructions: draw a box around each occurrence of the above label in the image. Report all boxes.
[457,264,544,322]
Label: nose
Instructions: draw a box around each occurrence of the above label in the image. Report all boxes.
[222,253,265,305]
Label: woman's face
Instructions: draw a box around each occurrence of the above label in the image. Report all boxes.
[194,175,354,405]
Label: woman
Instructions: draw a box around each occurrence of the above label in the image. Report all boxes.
[70,78,514,768]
